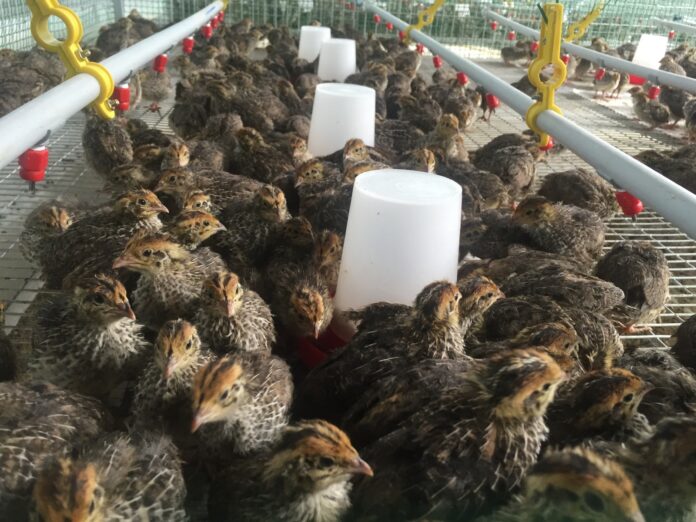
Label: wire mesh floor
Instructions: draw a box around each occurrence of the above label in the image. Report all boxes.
[1,56,695,356]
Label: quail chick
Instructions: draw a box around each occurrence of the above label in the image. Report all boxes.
[473,145,537,200]
[82,113,133,177]
[0,382,107,520]
[659,85,692,127]
[512,195,606,265]
[165,210,226,250]
[28,273,148,401]
[208,420,372,522]
[483,447,644,522]
[600,416,696,522]
[351,349,565,521]
[131,317,214,428]
[422,113,469,164]
[593,70,621,99]
[501,265,625,313]
[684,97,696,142]
[660,54,687,76]
[538,168,619,218]
[34,433,186,521]
[19,201,75,266]
[139,68,173,115]
[0,304,15,382]
[546,368,652,448]
[191,351,293,455]
[113,231,226,329]
[297,281,467,421]
[595,241,670,333]
[440,161,512,210]
[501,41,533,66]
[195,271,275,354]
[629,87,670,129]
[671,314,696,371]
[375,119,426,155]
[397,94,443,133]
[442,94,480,131]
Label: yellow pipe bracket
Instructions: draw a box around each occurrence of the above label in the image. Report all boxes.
[565,1,605,43]
[525,3,566,149]
[404,0,445,44]
[26,0,115,120]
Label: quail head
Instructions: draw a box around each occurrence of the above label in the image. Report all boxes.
[457,275,506,336]
[351,349,565,521]
[195,271,276,354]
[313,229,343,293]
[0,382,108,520]
[106,163,159,194]
[595,241,670,334]
[484,447,644,522]
[671,313,696,371]
[132,319,214,425]
[191,351,293,455]
[19,201,74,265]
[33,433,186,522]
[182,189,217,215]
[166,210,226,250]
[423,113,469,165]
[113,231,226,328]
[546,368,653,448]
[513,195,606,265]
[208,420,372,522]
[28,273,149,401]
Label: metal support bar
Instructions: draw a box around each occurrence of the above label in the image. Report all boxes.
[652,18,696,37]
[364,2,696,239]
[484,9,696,94]
[0,1,223,171]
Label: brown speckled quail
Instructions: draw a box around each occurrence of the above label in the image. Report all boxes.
[34,433,186,521]
[442,93,480,131]
[195,271,275,355]
[473,145,537,200]
[82,113,133,177]
[483,447,644,522]
[28,273,149,402]
[208,420,372,522]
[19,200,75,266]
[538,168,620,218]
[512,195,606,265]
[113,231,226,329]
[165,210,226,250]
[375,119,426,155]
[0,382,108,520]
[439,161,512,210]
[132,319,214,426]
[501,265,625,313]
[599,416,696,522]
[422,113,469,165]
[546,368,652,448]
[671,314,696,371]
[595,241,670,334]
[0,304,15,382]
[191,351,293,455]
[297,281,466,422]
[397,93,443,133]
[629,87,670,129]
[140,68,173,115]
[106,162,160,194]
[350,349,565,521]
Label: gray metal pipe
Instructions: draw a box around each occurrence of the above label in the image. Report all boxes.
[484,9,696,94]
[365,2,696,239]
[652,18,696,37]
[0,1,223,171]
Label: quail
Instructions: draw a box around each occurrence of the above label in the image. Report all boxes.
[208,420,372,522]
[195,271,276,354]
[33,433,186,521]
[629,87,670,129]
[191,351,293,455]
[0,304,15,382]
[422,113,469,164]
[112,231,227,329]
[538,168,619,218]
[595,241,671,334]
[19,201,75,266]
[165,210,226,250]
[473,145,538,200]
[28,273,148,402]
[351,349,565,521]
[593,70,621,99]
[82,113,133,178]
[671,313,696,371]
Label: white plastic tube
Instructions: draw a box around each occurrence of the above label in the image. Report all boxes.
[484,9,696,94]
[335,169,462,311]
[0,1,223,171]
[363,2,696,240]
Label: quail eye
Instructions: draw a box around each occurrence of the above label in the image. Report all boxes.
[485,292,494,299]
[542,383,552,391]
[584,492,605,512]
[186,339,193,350]
[143,249,152,257]
[220,390,229,401]
[89,499,96,514]
[138,198,147,205]
[169,176,176,182]
[318,457,334,468]
[203,220,210,226]
[623,393,634,403]
[93,294,105,304]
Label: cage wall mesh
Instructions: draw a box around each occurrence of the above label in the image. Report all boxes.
[3,1,696,53]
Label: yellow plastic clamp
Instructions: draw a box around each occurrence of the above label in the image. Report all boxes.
[525,3,566,149]
[565,1,605,43]
[403,0,445,44]
[26,0,115,119]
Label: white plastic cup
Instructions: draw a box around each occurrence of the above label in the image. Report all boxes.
[334,169,462,312]
[317,38,357,81]
[298,26,331,62]
[307,83,375,157]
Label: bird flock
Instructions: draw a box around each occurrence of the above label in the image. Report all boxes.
[1,9,696,522]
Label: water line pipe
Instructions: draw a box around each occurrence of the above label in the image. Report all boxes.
[652,18,696,37]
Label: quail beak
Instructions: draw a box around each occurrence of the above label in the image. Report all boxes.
[628,511,646,522]
[191,409,212,433]
[314,323,322,340]
[118,301,136,321]
[164,356,177,380]
[226,299,236,318]
[215,222,227,232]
[350,457,374,477]
[112,254,137,269]
[152,202,170,214]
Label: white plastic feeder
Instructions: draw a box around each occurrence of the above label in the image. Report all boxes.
[334,169,462,312]
[307,83,376,157]
[298,26,331,62]
[317,38,357,81]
